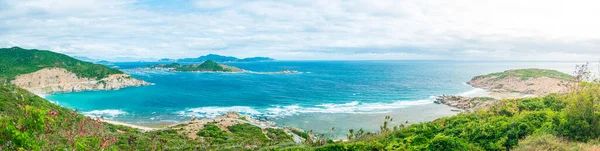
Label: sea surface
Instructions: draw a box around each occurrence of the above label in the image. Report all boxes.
[45,61,583,138]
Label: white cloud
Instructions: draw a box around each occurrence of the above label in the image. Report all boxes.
[0,0,599,61]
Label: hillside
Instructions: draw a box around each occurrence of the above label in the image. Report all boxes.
[150,60,244,72]
[0,86,307,150]
[0,47,123,85]
[0,47,148,94]
[469,68,575,95]
[313,82,600,150]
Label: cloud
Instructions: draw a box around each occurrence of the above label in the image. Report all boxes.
[0,0,599,61]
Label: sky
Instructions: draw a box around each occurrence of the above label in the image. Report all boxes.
[0,0,599,61]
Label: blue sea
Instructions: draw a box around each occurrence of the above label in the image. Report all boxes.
[45,61,580,138]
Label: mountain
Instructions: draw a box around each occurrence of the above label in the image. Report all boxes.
[171,54,275,62]
[0,47,123,83]
[239,57,276,62]
[0,47,148,93]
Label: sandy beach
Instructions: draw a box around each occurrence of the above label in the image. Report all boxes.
[101,119,160,132]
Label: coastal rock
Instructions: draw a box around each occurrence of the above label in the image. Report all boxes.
[435,95,497,112]
[11,67,149,94]
[169,112,307,143]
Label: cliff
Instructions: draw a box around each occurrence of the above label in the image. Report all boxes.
[0,47,149,94]
[11,68,149,94]
[468,68,575,95]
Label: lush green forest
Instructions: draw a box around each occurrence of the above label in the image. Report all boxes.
[0,47,123,85]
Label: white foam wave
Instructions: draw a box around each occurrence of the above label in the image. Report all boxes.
[458,88,489,97]
[265,100,432,117]
[177,100,433,118]
[177,106,261,118]
[82,109,128,118]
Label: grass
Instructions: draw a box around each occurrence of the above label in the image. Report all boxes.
[473,68,574,81]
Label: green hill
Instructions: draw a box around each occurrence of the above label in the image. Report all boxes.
[473,68,574,81]
[0,47,123,85]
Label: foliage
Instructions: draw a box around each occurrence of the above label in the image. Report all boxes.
[197,123,230,143]
[291,129,309,140]
[473,68,574,81]
[0,47,123,84]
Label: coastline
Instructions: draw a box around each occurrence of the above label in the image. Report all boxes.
[101,119,159,132]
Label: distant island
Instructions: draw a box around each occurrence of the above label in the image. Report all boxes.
[149,60,244,72]
[0,47,149,94]
[159,54,275,62]
[149,60,302,74]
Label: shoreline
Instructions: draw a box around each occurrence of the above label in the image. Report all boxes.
[101,119,160,132]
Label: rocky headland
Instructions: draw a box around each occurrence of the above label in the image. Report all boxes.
[11,67,149,94]
[167,112,308,144]
[437,68,576,112]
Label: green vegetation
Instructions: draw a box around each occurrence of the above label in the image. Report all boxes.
[0,86,297,150]
[150,60,243,72]
[0,47,122,85]
[291,129,310,140]
[314,82,600,150]
[473,68,574,81]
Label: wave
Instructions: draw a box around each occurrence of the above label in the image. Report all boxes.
[82,109,128,118]
[458,88,489,97]
[177,100,433,118]
[265,100,432,117]
[177,106,261,118]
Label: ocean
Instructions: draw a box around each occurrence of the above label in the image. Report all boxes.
[45,61,582,138]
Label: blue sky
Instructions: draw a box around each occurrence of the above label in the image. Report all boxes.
[1,0,599,61]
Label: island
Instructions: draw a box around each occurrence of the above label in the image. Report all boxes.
[148,61,302,74]
[0,47,149,94]
[148,60,244,72]
[160,54,275,62]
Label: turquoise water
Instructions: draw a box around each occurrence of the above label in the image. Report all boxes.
[45,61,580,137]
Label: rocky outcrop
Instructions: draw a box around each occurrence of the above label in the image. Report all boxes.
[434,95,497,112]
[169,112,306,143]
[11,67,149,94]
[468,76,574,95]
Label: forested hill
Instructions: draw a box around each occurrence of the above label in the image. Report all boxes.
[0,47,123,84]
